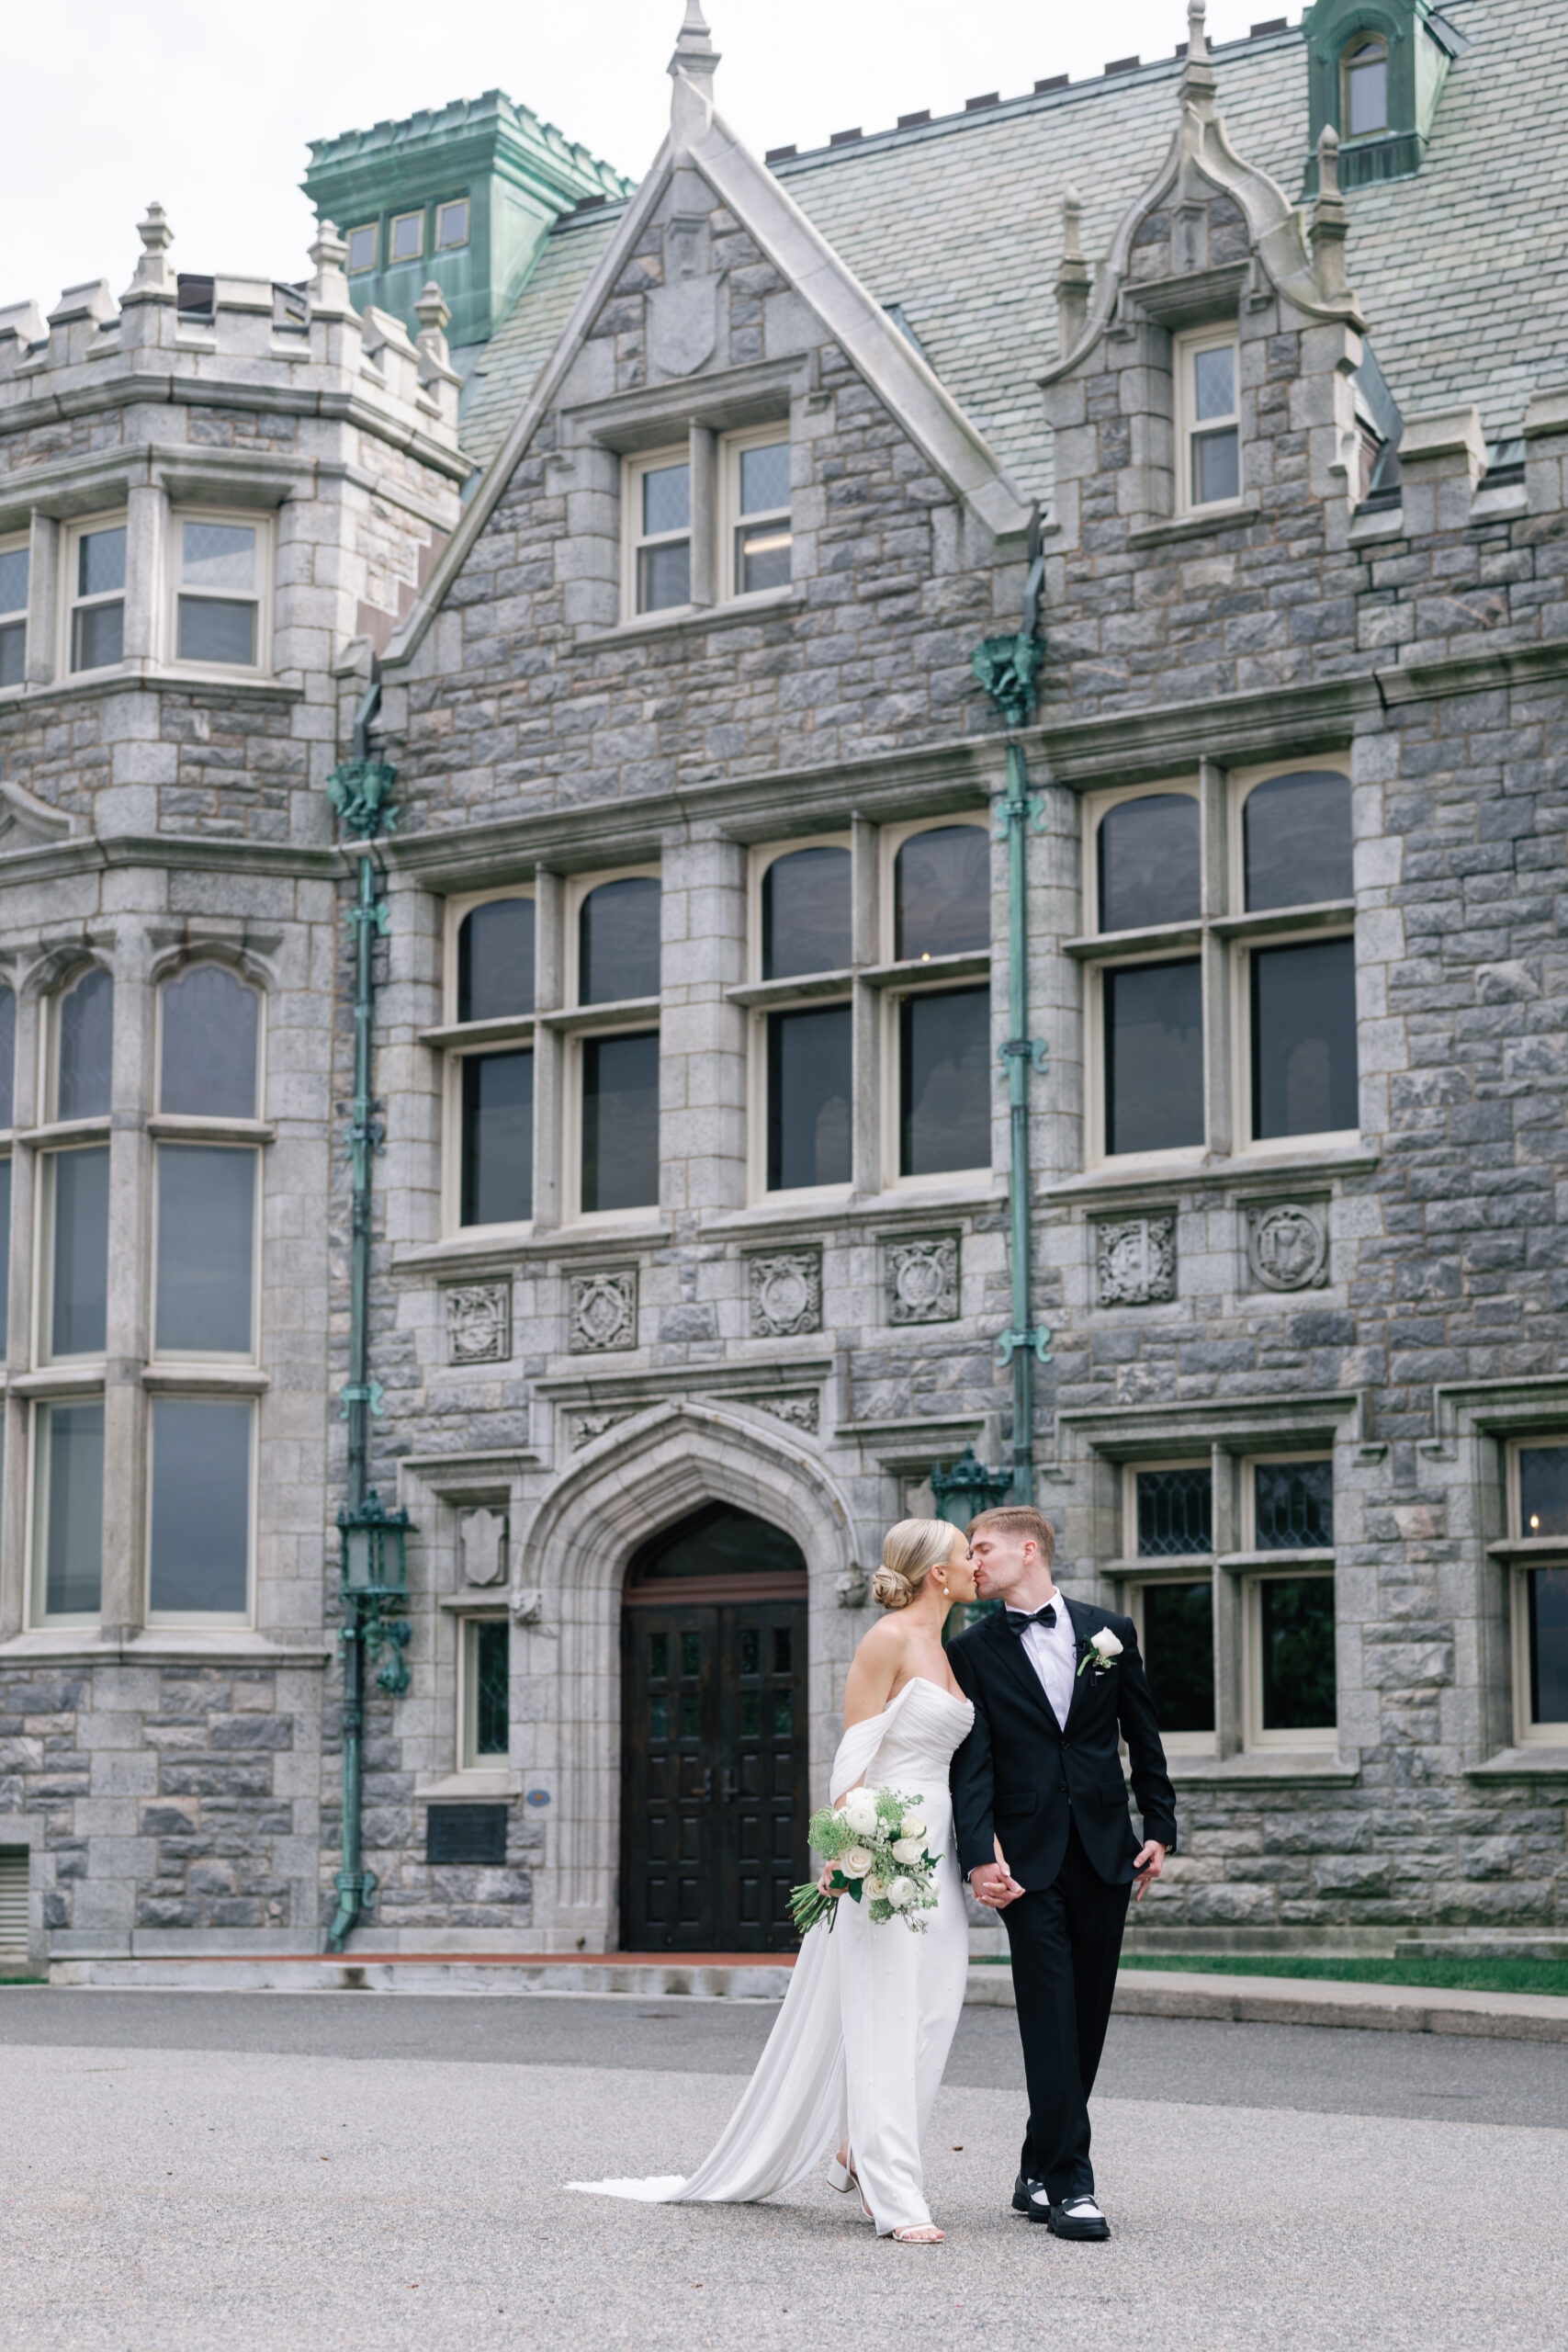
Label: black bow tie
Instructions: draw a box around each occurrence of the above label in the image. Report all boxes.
[1006,1604,1057,1634]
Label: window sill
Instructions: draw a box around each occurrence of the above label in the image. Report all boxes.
[1127,498,1260,549]
[142,1364,269,1394]
[1486,1539,1568,1562]
[9,1366,107,1396]
[147,1115,275,1145]
[414,1770,512,1800]
[1044,1141,1379,1206]
[570,589,801,654]
[1218,1550,1336,1574]
[1207,902,1354,942]
[1065,922,1202,962]
[704,1174,1005,1239]
[535,997,660,1037]
[1161,1750,1358,1785]
[0,1627,331,1666]
[1348,503,1406,546]
[859,952,991,990]
[727,970,854,1011]
[1465,1747,1568,1780]
[19,1116,112,1148]
[419,1017,536,1053]
[5,668,300,711]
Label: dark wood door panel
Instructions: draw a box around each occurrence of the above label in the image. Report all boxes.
[622,1594,807,1952]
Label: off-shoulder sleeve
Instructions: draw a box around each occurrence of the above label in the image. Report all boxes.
[829,1707,891,1801]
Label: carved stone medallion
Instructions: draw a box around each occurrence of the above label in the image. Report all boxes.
[1247,1202,1329,1292]
[569,1269,638,1352]
[459,1506,508,1588]
[1096,1216,1177,1306]
[446,1282,511,1364]
[748,1251,821,1338]
[886,1236,959,1326]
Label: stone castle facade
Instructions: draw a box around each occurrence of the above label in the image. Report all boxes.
[2,0,1566,1970]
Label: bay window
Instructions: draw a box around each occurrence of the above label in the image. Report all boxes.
[67,519,126,673]
[172,514,265,671]
[32,1400,104,1623]
[0,538,28,688]
[147,1396,253,1621]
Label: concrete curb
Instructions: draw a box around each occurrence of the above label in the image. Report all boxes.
[38,1953,1568,2043]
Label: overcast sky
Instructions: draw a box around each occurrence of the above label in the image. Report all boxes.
[7,2,1285,315]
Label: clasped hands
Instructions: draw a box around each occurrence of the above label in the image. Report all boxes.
[970,1839,1168,1909]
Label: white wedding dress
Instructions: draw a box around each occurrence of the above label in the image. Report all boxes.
[569,1676,975,2235]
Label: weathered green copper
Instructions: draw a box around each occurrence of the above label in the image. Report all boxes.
[973,524,1051,1506]
[324,709,412,1954]
[930,1443,1013,1528]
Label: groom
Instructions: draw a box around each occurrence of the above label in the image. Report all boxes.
[947,1505,1178,2241]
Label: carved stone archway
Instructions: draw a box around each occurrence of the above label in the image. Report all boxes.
[515,1398,859,1945]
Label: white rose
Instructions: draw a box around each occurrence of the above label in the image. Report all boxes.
[864,1875,891,1901]
[839,1846,874,1879]
[898,1813,927,1841]
[886,1877,916,1909]
[1091,1629,1123,1660]
[842,1790,878,1837]
[890,1838,925,1866]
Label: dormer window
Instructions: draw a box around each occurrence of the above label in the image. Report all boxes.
[623,426,794,624]
[435,198,469,251]
[1175,329,1241,514]
[1342,34,1389,137]
[345,224,378,275]
[389,210,423,265]
[728,434,792,597]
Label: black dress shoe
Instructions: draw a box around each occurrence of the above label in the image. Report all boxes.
[1010,2170,1047,2215]
[1042,2194,1111,2241]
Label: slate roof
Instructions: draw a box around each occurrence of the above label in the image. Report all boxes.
[458,0,1567,504]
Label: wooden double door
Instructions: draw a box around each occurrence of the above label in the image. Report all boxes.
[621,1594,808,1952]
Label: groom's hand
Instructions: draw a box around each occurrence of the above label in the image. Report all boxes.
[969,1862,1023,1910]
[1131,1840,1167,1903]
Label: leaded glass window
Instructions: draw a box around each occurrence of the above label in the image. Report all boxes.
[468,1618,510,1761]
[1254,1459,1334,1550]
[1134,1466,1213,1557]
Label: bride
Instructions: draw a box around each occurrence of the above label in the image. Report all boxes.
[570,1518,978,2242]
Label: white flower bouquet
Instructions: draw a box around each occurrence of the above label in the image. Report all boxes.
[788,1785,941,1938]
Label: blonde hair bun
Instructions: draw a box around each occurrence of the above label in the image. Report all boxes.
[871,1564,915,1610]
[874,1517,956,1611]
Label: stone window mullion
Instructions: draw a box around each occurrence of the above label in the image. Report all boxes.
[100,927,154,1637]
[1200,755,1233,1158]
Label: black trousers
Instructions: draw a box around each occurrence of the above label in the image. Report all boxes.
[1001,1814,1132,2202]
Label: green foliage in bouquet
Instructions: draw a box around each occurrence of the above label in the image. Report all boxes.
[787,1784,942,1939]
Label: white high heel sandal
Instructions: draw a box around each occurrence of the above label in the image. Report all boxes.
[826,2154,874,2221]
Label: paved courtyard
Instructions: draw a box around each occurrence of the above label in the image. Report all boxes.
[1,1992,1563,2352]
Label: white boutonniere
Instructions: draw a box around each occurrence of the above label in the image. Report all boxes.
[1076,1627,1123,1679]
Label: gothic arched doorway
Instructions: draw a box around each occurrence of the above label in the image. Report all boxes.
[620,1502,808,1952]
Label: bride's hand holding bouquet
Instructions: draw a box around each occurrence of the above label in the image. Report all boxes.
[789,1784,941,1937]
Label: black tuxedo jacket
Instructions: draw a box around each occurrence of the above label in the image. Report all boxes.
[947,1596,1179,1892]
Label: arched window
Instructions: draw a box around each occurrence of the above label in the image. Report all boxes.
[761,846,851,980]
[457,896,535,1023]
[893,825,989,960]
[627,1502,808,1592]
[54,966,113,1120]
[159,965,261,1118]
[1342,32,1388,138]
[578,875,660,1004]
[1242,771,1353,911]
[1098,794,1201,933]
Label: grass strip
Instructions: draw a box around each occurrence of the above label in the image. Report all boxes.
[1115,1951,1568,1998]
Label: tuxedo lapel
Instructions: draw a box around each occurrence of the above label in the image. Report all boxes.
[1061,1596,1097,1733]
[982,1606,1063,1741]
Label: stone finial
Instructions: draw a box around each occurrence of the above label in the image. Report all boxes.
[1055,183,1092,352]
[670,0,719,144]
[121,200,175,304]
[414,278,452,369]
[308,220,350,310]
[1309,125,1352,301]
[1179,0,1216,109]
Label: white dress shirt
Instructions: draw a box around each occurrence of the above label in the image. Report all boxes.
[1012,1596,1077,1731]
